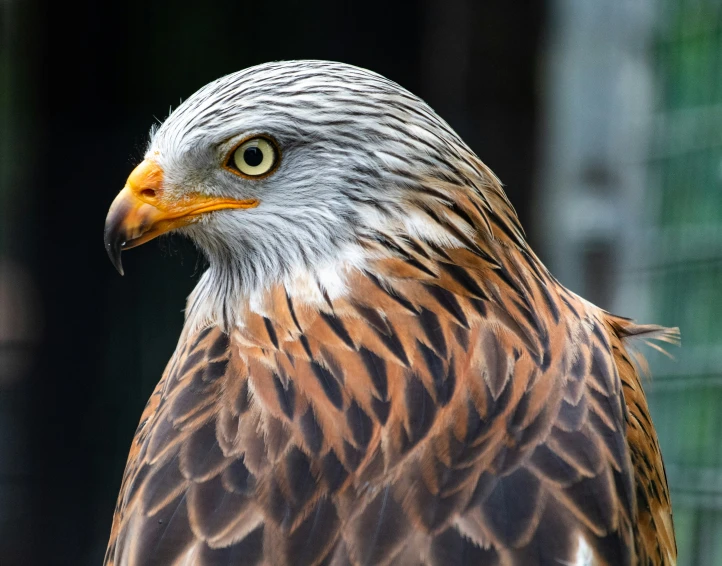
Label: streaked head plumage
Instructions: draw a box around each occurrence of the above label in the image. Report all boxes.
[107,60,521,329]
[153,64,496,257]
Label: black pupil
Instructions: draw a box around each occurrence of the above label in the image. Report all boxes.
[243,146,264,167]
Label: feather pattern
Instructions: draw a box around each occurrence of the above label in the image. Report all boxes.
[105,243,676,566]
[104,61,676,566]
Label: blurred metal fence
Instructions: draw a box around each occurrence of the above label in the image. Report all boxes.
[540,1,722,564]
[645,1,722,563]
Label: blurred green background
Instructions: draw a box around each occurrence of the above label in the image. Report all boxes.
[0,0,719,564]
[645,0,722,562]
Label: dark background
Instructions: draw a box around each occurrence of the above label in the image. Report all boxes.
[3,1,544,563]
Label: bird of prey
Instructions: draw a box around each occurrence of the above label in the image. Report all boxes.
[103,60,677,566]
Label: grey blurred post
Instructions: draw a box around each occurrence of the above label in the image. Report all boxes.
[536,0,655,318]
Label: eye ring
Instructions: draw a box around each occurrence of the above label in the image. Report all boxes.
[223,135,280,179]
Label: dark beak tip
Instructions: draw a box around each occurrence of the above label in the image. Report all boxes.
[104,223,126,276]
[112,254,125,277]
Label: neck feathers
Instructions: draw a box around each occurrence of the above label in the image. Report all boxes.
[184,156,535,335]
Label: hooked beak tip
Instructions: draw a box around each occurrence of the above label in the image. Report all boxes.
[104,220,126,276]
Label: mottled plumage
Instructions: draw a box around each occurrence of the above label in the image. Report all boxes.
[104,61,677,566]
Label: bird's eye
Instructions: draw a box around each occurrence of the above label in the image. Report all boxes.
[226,137,278,177]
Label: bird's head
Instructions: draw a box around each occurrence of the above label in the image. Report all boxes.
[105,61,519,324]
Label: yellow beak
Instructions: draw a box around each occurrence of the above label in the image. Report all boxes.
[103,159,258,274]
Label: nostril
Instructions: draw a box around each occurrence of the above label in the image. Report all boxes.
[140,188,156,199]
